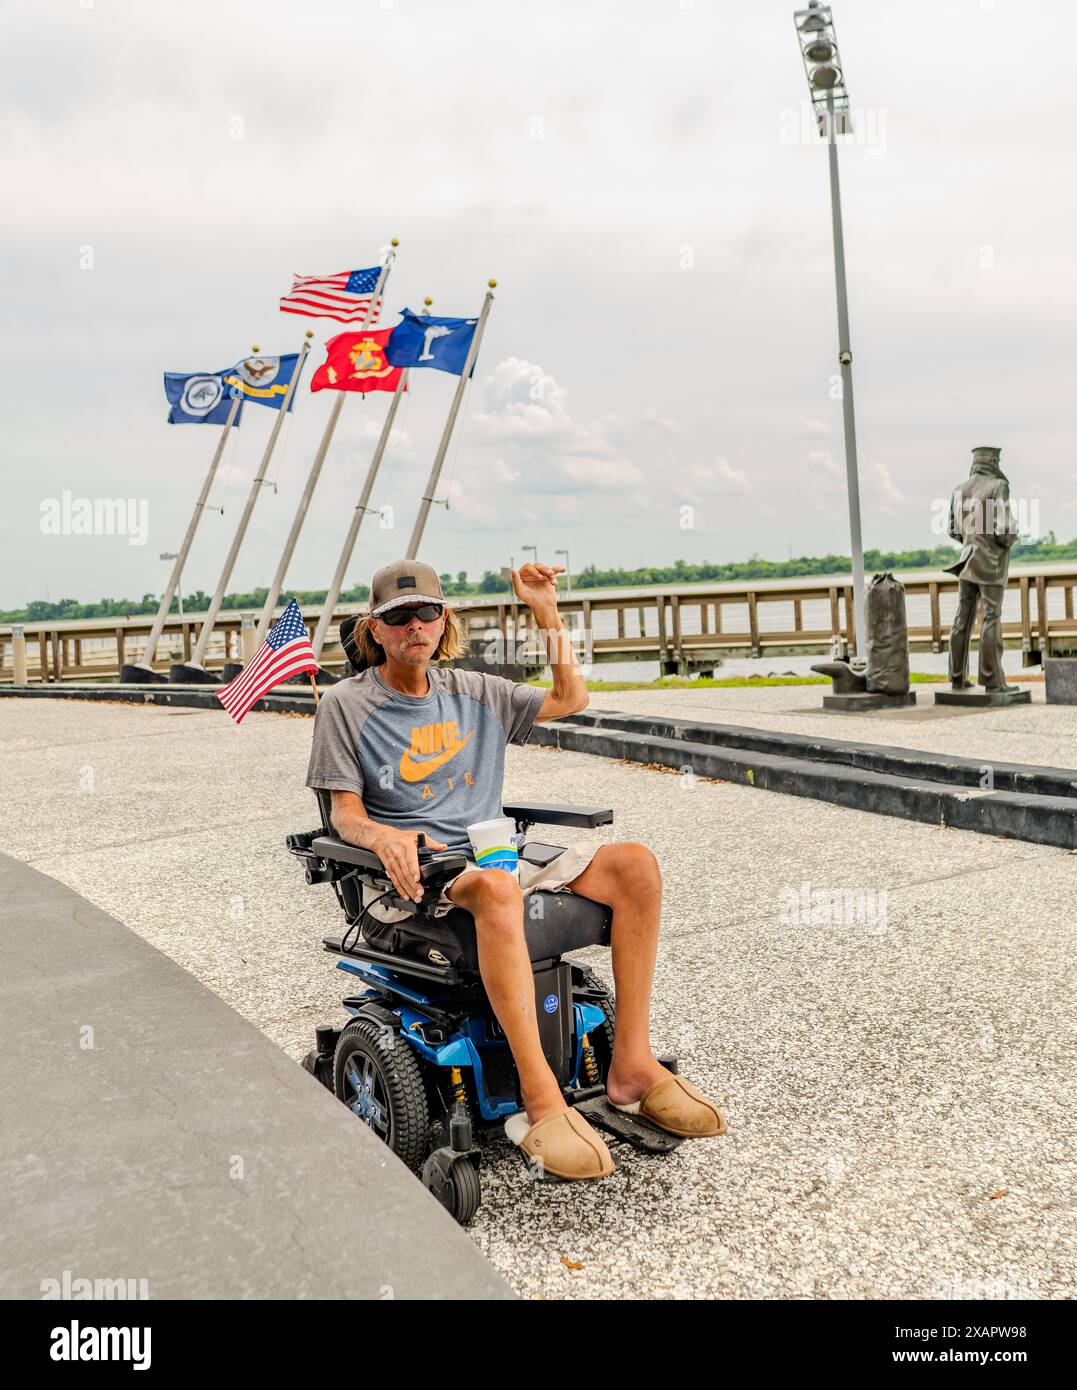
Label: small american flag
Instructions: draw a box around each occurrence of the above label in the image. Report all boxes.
[217,598,319,724]
[279,267,383,324]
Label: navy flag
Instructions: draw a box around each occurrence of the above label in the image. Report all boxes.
[221,351,304,411]
[164,371,243,425]
[385,309,478,376]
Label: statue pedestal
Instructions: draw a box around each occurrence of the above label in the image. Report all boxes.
[933,687,1031,708]
[1044,659,1077,705]
[822,691,917,712]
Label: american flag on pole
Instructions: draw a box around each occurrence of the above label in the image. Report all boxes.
[217,598,319,724]
[279,267,384,324]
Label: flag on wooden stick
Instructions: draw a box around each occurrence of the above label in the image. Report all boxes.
[217,598,318,724]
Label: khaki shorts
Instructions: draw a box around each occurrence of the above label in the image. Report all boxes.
[360,839,605,926]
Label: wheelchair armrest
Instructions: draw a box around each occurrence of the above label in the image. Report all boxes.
[310,835,385,873]
[310,834,470,886]
[502,802,613,830]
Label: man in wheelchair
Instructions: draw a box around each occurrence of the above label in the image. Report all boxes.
[305,557,725,1183]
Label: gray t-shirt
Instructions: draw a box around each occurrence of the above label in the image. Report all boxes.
[305,664,548,852]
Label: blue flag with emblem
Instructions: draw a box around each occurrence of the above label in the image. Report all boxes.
[163,371,244,425]
[385,309,479,376]
[221,351,304,411]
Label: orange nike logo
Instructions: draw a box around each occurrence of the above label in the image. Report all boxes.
[398,720,474,783]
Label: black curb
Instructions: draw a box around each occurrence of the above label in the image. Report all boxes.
[528,720,1077,851]
[0,684,318,715]
[565,710,1077,800]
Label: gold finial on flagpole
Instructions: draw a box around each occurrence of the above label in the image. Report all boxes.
[488,279,497,289]
[252,345,260,352]
[391,238,399,247]
[305,330,313,338]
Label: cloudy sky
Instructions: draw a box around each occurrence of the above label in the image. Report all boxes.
[4,0,1076,609]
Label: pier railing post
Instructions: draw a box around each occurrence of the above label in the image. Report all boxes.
[12,626,27,686]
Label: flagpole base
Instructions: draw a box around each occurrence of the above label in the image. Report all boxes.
[169,663,218,685]
[120,664,168,685]
[221,662,244,684]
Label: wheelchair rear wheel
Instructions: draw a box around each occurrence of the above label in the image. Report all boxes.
[333,1020,430,1173]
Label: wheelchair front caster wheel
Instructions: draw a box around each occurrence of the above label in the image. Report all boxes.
[422,1149,481,1226]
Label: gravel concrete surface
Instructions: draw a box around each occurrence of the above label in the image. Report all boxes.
[2,693,1074,1300]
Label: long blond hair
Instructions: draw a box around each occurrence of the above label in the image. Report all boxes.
[351,604,468,668]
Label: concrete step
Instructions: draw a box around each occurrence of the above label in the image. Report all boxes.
[564,709,1077,800]
[532,718,1077,850]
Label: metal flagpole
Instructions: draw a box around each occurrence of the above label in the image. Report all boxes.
[251,243,398,649]
[130,393,241,678]
[405,279,497,560]
[184,336,312,673]
[311,367,410,661]
[825,86,867,660]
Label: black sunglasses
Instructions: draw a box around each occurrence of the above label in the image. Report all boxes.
[378,602,444,626]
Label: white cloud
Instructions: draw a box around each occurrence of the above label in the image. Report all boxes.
[472,357,645,493]
[806,450,844,498]
[675,456,751,500]
[337,413,415,461]
[865,461,910,518]
[639,407,681,436]
[794,417,835,439]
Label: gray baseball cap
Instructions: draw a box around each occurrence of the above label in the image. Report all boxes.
[368,559,445,617]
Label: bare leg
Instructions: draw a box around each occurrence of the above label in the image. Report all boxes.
[562,843,671,1105]
[445,868,566,1124]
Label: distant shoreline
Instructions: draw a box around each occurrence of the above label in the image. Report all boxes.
[6,543,1076,626]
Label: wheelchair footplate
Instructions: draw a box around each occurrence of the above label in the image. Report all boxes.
[573,1096,686,1154]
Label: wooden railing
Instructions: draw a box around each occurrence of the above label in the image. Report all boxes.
[3,565,1076,684]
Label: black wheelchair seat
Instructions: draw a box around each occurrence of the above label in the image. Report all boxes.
[441,887,611,972]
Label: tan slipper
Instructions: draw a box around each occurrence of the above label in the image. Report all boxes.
[611,1074,726,1138]
[504,1107,615,1181]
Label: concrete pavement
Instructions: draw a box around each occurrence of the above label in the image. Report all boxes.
[0,694,1073,1299]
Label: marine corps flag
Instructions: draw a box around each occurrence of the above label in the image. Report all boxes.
[310,328,406,395]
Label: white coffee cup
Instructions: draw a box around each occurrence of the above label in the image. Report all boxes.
[466,816,520,879]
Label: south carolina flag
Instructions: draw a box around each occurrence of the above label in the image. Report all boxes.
[310,328,406,394]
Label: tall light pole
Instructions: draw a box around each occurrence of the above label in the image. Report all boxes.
[521,544,538,567]
[794,1,867,660]
[160,552,182,617]
[555,548,571,596]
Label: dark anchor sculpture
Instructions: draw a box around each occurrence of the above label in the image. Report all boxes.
[812,572,915,710]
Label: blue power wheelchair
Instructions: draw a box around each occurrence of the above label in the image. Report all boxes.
[287,791,682,1224]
